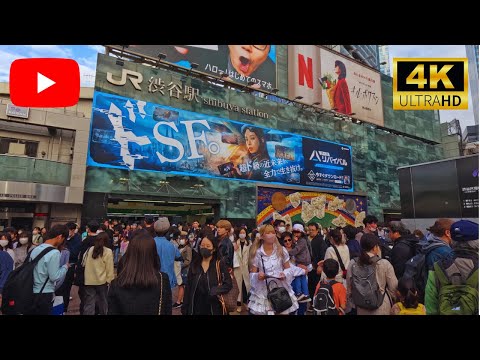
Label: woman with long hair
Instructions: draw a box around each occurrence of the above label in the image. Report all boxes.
[108,231,172,315]
[324,228,350,284]
[233,227,251,312]
[248,225,299,315]
[181,234,232,315]
[83,232,114,315]
[346,233,397,315]
[13,231,36,268]
[331,59,352,115]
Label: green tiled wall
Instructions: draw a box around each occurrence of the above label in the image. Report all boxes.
[88,51,446,221]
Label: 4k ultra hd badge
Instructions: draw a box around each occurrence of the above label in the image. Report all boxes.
[393,58,468,110]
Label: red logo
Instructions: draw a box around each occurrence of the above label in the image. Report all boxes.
[10,58,80,107]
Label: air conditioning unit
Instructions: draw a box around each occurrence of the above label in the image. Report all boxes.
[8,142,25,155]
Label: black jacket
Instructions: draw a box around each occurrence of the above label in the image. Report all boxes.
[217,235,234,269]
[107,272,172,315]
[311,234,328,269]
[391,234,418,279]
[66,233,82,264]
[181,257,232,315]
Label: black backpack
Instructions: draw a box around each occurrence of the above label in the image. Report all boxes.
[313,280,339,315]
[403,244,444,302]
[1,246,55,315]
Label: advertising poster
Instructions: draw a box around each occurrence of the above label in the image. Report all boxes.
[118,45,277,91]
[88,91,353,191]
[288,46,384,127]
[257,187,367,228]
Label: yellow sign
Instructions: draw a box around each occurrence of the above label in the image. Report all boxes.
[393,58,468,110]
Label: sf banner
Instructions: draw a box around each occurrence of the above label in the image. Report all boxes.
[88,91,353,191]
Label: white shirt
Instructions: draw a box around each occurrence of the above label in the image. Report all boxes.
[248,244,299,314]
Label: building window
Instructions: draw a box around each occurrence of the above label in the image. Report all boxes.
[0,137,39,157]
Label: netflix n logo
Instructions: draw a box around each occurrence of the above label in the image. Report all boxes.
[288,45,322,105]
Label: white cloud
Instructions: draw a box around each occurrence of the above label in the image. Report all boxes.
[389,45,475,130]
[88,45,105,53]
[0,49,25,82]
[27,45,74,58]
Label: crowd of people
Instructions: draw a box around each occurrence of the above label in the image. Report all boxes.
[0,215,477,315]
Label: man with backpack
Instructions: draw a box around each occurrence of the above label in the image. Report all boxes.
[2,224,69,315]
[425,220,478,315]
[402,218,455,303]
[422,219,454,270]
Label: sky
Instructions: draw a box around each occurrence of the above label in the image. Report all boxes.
[388,45,476,130]
[0,45,476,130]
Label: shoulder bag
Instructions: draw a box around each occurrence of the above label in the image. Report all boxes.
[260,256,293,314]
[216,260,239,314]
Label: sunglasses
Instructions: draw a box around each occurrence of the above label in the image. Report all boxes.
[284,239,292,243]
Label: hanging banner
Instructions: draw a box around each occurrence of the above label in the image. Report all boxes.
[115,45,277,91]
[88,91,353,191]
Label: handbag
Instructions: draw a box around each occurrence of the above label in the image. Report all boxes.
[260,256,293,314]
[216,260,240,314]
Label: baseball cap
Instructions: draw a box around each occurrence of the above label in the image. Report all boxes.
[450,220,479,242]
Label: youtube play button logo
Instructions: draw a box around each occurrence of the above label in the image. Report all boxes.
[10,58,80,107]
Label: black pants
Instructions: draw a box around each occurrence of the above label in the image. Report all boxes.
[56,265,75,312]
[308,270,319,300]
[79,285,86,315]
[28,293,54,315]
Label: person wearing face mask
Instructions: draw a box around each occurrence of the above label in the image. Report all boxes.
[0,232,15,268]
[273,220,286,246]
[248,224,300,315]
[181,235,232,315]
[32,226,43,245]
[173,231,192,309]
[13,231,36,269]
[233,227,251,312]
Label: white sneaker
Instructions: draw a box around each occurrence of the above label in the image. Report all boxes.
[298,296,312,303]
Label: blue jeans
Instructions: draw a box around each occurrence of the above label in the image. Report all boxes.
[292,274,309,296]
[113,247,120,265]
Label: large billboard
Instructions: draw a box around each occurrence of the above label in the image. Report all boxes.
[257,186,367,228]
[115,45,277,91]
[288,46,384,127]
[88,91,353,191]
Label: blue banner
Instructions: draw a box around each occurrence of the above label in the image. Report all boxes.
[88,91,353,191]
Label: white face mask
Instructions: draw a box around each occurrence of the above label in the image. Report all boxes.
[277,226,286,234]
[229,234,235,242]
[0,240,9,248]
[239,233,246,240]
[179,239,186,246]
[19,237,29,245]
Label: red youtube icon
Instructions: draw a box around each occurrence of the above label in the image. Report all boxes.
[10,58,80,107]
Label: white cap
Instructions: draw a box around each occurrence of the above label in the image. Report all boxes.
[292,224,305,234]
